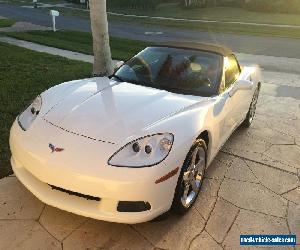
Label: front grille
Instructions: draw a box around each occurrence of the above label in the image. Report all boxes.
[49,184,101,201]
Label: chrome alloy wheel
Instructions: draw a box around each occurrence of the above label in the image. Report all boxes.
[181,146,205,208]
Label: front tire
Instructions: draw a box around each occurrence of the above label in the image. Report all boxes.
[243,85,260,127]
[172,139,207,214]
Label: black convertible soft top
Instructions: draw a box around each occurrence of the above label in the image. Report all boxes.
[154,42,233,56]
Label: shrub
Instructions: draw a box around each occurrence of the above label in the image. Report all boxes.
[107,0,162,10]
[66,0,85,4]
[65,0,163,10]
[243,0,300,14]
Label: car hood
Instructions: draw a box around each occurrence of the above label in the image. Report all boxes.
[43,77,203,144]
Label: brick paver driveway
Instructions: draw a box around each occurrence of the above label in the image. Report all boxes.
[0,70,299,250]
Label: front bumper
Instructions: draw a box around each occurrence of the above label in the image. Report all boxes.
[9,120,180,224]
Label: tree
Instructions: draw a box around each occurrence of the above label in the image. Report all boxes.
[183,0,191,7]
[89,0,114,76]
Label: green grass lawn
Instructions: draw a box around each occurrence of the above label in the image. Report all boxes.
[6,30,152,61]
[0,42,92,178]
[0,18,16,28]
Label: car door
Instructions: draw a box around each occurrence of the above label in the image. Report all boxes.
[217,55,242,146]
[227,55,252,127]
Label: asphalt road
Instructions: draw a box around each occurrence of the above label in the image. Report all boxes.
[1,3,300,58]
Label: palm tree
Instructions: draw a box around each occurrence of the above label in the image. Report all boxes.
[89,0,114,76]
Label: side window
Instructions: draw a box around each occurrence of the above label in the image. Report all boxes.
[225,55,240,88]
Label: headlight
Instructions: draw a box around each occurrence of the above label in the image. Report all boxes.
[108,133,174,167]
[18,95,42,131]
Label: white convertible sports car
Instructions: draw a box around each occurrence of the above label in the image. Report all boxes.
[10,42,261,224]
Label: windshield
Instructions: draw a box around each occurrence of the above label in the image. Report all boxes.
[113,47,223,97]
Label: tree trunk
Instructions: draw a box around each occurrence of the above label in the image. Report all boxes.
[89,0,114,76]
[183,0,191,8]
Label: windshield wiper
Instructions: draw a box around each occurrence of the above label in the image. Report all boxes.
[157,85,200,95]
[110,74,126,82]
[110,74,157,89]
[110,75,144,86]
[158,86,183,93]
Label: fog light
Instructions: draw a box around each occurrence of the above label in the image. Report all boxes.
[117,201,151,212]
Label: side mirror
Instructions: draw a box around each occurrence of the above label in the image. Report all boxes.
[229,79,253,97]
